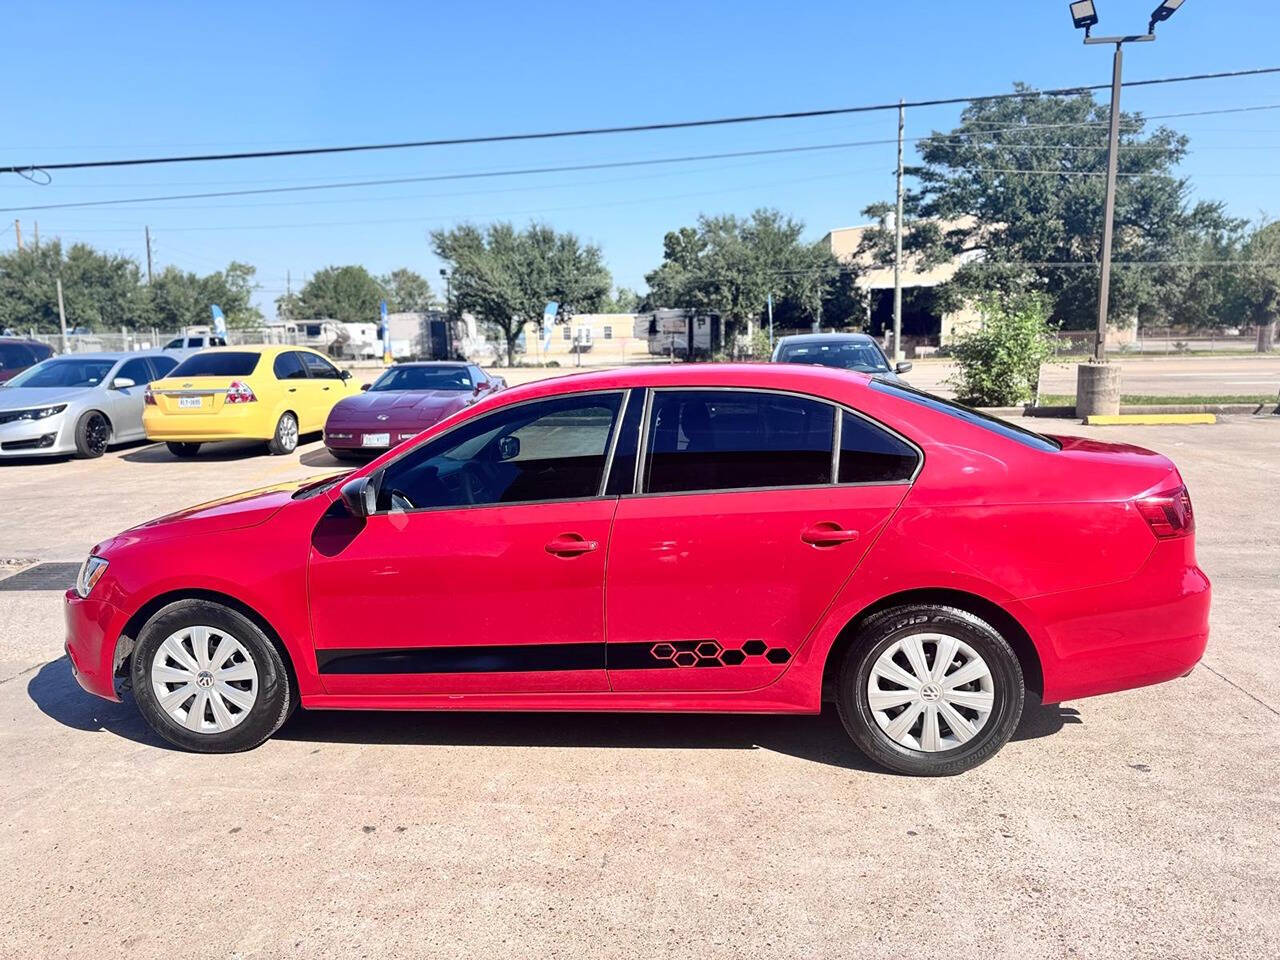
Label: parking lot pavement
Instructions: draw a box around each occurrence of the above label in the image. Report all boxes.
[1,419,1277,959]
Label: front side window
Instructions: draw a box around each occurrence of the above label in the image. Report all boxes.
[839,411,918,483]
[115,358,153,386]
[643,390,835,494]
[170,352,261,378]
[301,352,341,379]
[0,343,34,370]
[376,392,623,512]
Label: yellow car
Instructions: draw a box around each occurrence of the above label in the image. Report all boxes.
[143,345,358,457]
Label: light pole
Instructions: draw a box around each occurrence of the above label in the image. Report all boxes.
[439,268,451,317]
[1069,0,1186,416]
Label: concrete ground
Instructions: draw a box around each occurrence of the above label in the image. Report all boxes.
[0,416,1277,959]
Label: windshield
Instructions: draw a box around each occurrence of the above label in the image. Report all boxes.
[369,365,473,392]
[170,352,261,377]
[777,340,890,373]
[4,357,115,388]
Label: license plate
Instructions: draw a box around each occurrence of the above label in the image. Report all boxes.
[362,432,390,447]
[177,397,203,409]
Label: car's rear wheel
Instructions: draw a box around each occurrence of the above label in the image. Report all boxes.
[166,441,201,458]
[130,599,294,753]
[836,604,1024,776]
[267,412,299,456]
[73,410,111,458]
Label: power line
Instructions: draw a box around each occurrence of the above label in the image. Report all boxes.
[3,66,1278,176]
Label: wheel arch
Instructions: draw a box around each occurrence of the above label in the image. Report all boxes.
[116,587,299,693]
[820,587,1043,700]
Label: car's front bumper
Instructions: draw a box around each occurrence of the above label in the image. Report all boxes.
[0,413,75,457]
[64,589,130,702]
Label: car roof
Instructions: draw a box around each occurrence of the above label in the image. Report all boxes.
[180,344,314,356]
[776,333,877,345]
[39,351,169,362]
[386,361,470,368]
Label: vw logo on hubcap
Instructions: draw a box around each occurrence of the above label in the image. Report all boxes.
[920,682,942,703]
[196,670,214,689]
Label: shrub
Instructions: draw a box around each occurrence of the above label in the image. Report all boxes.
[946,293,1055,407]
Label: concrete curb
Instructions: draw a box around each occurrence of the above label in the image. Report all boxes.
[981,403,1280,419]
[1085,413,1217,426]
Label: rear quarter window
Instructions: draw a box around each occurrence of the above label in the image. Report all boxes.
[870,379,1060,451]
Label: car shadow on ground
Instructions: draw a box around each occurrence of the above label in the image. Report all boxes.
[0,438,154,468]
[119,434,325,464]
[29,656,1082,769]
[299,446,367,468]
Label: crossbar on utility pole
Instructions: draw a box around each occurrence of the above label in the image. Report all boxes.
[892,99,905,363]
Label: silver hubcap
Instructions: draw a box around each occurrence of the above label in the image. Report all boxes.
[150,625,259,734]
[279,416,298,450]
[866,633,995,752]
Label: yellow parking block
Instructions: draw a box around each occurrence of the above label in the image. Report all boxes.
[1085,413,1216,426]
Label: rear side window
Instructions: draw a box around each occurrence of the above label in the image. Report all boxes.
[644,390,834,494]
[33,343,54,362]
[869,379,1060,451]
[149,355,178,379]
[839,411,918,483]
[273,352,307,380]
[170,352,261,377]
[0,343,33,369]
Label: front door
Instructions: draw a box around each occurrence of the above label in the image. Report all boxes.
[308,391,627,697]
[605,390,918,693]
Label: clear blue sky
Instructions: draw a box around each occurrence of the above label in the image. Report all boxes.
[4,0,1279,316]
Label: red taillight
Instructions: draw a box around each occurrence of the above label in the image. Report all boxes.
[144,386,156,405]
[224,380,257,404]
[1135,485,1195,539]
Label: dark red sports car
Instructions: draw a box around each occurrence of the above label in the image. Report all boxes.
[323,362,504,460]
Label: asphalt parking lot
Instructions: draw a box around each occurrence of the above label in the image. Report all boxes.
[1,418,1277,959]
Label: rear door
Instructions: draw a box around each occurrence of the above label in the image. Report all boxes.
[272,350,313,422]
[604,389,919,693]
[299,351,345,430]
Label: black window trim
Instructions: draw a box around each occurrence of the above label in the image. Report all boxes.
[629,385,923,499]
[362,387,631,517]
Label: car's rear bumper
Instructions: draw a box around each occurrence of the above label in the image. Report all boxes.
[323,427,416,452]
[144,407,273,442]
[63,590,129,702]
[1022,540,1211,704]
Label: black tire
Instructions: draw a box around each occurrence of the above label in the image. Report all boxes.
[836,604,1024,776]
[130,599,294,753]
[267,412,299,456]
[166,441,202,458]
[73,410,112,458]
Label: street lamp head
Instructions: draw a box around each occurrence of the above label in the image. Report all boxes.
[1070,0,1099,31]
[1149,0,1184,30]
[439,268,448,278]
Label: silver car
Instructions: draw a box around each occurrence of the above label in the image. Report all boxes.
[770,332,913,382]
[0,351,182,459]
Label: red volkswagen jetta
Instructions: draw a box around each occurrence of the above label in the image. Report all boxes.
[64,365,1209,775]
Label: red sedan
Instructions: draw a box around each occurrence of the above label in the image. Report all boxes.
[323,362,503,460]
[64,364,1209,775]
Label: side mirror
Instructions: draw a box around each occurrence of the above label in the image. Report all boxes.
[472,382,483,394]
[895,361,913,374]
[497,435,520,461]
[339,369,352,381]
[111,377,137,390]
[360,383,371,391]
[340,474,379,517]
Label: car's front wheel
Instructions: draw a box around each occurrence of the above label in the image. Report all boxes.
[836,604,1024,776]
[130,599,294,753]
[73,410,111,458]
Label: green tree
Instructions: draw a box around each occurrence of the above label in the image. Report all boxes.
[0,240,148,333]
[857,87,1237,330]
[431,222,612,366]
[381,268,434,313]
[292,265,387,324]
[1229,220,1280,350]
[149,261,262,330]
[946,292,1056,407]
[643,209,848,347]
[602,286,641,313]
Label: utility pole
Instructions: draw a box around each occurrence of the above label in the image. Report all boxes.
[144,226,154,284]
[56,278,68,353]
[33,221,39,249]
[892,99,905,363]
[767,291,775,353]
[13,219,22,250]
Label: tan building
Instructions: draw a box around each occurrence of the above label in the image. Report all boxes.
[519,313,650,365]
[821,219,983,351]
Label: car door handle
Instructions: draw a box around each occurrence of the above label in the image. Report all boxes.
[545,534,599,556]
[288,387,297,392]
[801,522,860,546]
